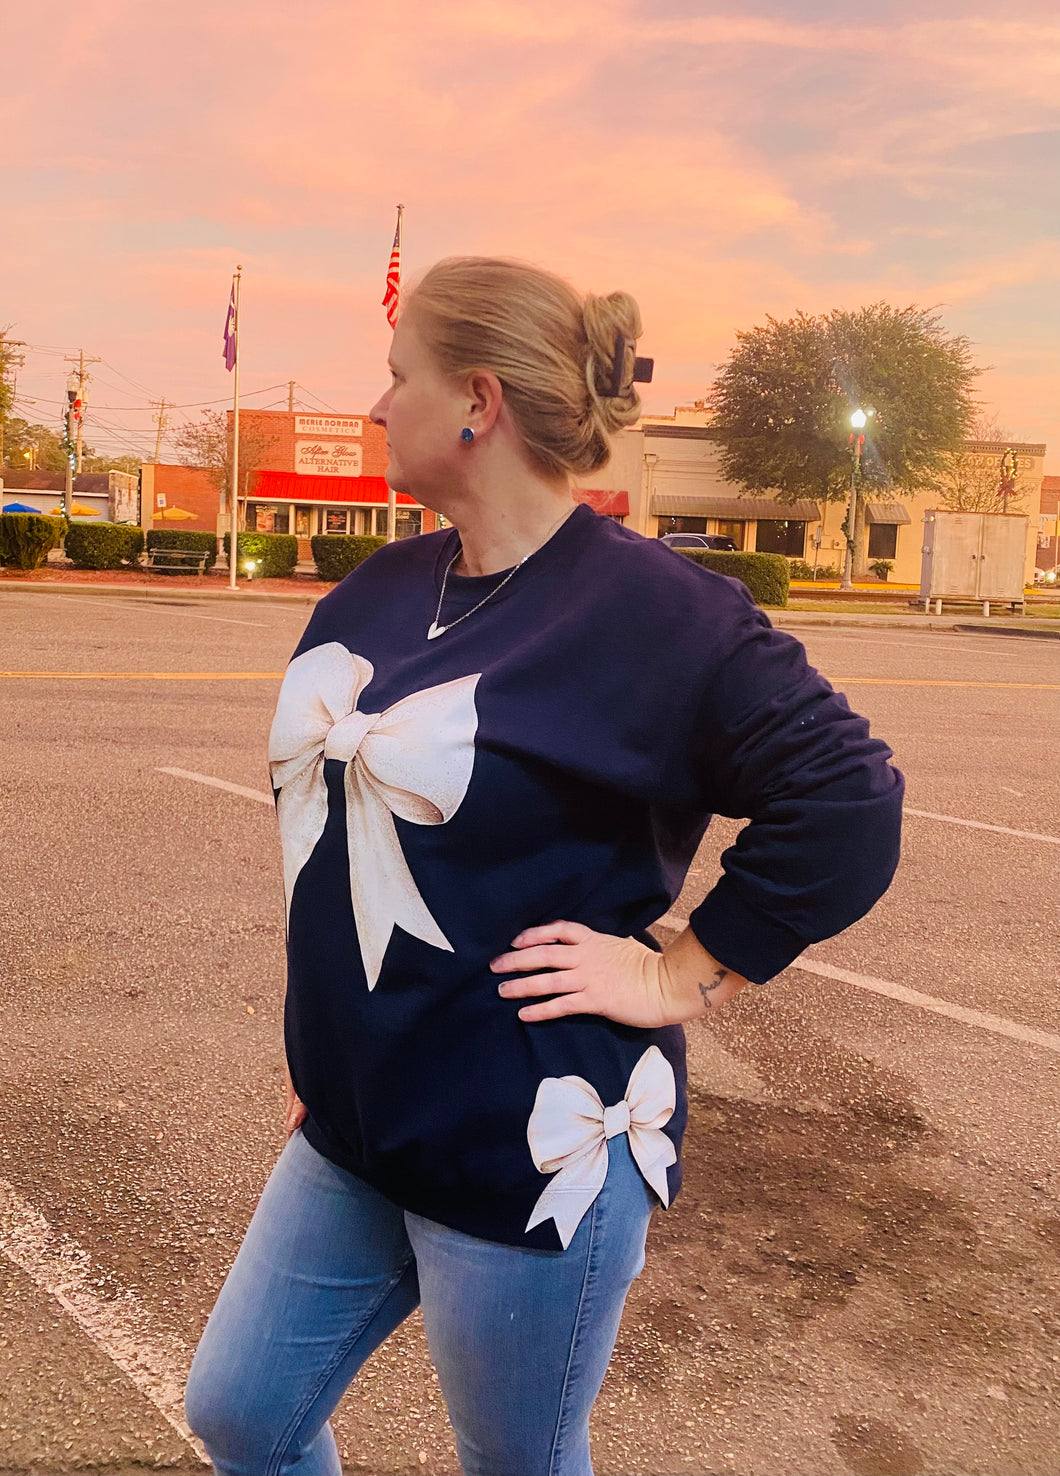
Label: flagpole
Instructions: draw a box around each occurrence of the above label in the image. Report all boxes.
[229,265,242,589]
[387,206,402,545]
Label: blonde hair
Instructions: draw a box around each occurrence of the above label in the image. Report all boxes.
[403,257,644,477]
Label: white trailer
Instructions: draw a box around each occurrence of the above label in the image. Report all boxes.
[919,510,1028,616]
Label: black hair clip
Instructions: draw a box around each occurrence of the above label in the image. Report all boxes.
[607,334,654,398]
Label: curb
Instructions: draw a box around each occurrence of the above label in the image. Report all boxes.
[952,623,1060,642]
[0,581,321,607]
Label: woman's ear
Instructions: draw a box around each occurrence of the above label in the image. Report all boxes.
[465,370,504,435]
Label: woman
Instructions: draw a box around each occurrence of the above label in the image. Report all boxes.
[185,258,903,1476]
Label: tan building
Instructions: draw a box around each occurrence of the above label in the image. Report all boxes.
[579,408,1046,585]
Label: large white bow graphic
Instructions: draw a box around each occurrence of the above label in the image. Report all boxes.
[268,642,480,989]
[525,1046,677,1248]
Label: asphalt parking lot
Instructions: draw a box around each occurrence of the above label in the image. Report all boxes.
[0,587,1058,1476]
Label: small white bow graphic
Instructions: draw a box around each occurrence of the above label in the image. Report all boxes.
[268,642,480,989]
[525,1046,677,1248]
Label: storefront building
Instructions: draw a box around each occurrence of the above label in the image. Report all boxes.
[587,407,1046,584]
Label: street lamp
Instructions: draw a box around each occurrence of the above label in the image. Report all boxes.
[840,407,874,590]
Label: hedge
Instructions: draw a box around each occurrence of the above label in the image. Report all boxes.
[223,531,299,579]
[677,549,790,607]
[64,521,144,570]
[0,511,63,570]
[145,528,218,572]
[311,534,386,582]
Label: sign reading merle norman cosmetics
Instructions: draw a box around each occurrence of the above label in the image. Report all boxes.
[294,416,363,438]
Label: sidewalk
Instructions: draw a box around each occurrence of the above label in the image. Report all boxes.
[2,565,1057,636]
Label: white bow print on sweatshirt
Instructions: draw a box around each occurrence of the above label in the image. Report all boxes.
[268,642,480,990]
[525,1046,677,1248]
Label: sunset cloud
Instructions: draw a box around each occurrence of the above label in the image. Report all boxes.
[2,0,1057,464]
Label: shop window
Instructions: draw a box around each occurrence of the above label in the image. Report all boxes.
[715,520,745,549]
[253,504,277,533]
[395,510,422,539]
[755,520,806,556]
[294,507,312,538]
[325,508,349,535]
[868,522,898,560]
[656,516,707,537]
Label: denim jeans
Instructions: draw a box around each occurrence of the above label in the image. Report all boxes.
[185,1128,655,1476]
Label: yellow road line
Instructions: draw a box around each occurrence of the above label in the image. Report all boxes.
[0,671,284,680]
[831,677,1060,690]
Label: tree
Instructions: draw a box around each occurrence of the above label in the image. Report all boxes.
[710,303,979,505]
[2,418,74,473]
[81,452,143,476]
[935,412,1031,514]
[172,410,276,494]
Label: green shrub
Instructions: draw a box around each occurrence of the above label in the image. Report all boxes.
[311,534,386,582]
[145,528,218,573]
[677,549,790,607]
[789,558,840,581]
[223,531,299,579]
[0,511,63,570]
[869,559,893,581]
[64,521,145,569]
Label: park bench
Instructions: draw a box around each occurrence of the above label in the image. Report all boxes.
[144,546,211,577]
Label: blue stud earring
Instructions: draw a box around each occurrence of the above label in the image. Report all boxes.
[460,427,475,443]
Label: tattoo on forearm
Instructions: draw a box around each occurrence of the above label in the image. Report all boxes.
[697,968,730,1009]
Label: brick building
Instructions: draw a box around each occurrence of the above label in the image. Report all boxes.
[230,410,435,557]
[1038,475,1060,577]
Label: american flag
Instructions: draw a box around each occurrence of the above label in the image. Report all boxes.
[382,209,402,328]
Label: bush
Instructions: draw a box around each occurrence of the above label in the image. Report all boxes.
[223,531,299,579]
[869,559,893,582]
[0,511,63,570]
[311,534,386,582]
[64,521,144,569]
[145,528,218,573]
[788,558,840,581]
[677,549,790,607]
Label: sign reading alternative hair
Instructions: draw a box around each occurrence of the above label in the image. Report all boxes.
[295,441,364,476]
[294,416,363,438]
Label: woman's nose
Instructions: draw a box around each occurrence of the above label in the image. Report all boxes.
[369,392,388,426]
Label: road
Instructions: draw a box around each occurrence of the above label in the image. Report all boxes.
[0,588,1058,1476]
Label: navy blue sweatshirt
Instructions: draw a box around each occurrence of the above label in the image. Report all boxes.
[269,505,903,1249]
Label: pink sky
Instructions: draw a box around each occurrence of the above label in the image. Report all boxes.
[4,0,1059,470]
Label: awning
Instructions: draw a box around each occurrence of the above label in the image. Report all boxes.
[249,470,417,506]
[865,502,912,525]
[651,494,822,521]
[574,488,630,516]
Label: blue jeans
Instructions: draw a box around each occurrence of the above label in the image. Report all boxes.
[185,1129,655,1476]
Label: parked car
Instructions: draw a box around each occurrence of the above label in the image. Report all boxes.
[660,533,739,551]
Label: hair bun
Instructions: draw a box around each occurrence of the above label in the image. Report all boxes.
[582,291,645,439]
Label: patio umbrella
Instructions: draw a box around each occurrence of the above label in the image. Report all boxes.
[48,502,101,516]
[156,505,197,521]
[2,502,47,514]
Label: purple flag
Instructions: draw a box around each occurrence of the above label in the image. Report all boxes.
[223,279,237,371]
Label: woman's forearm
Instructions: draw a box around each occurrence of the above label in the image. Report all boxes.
[658,926,751,1022]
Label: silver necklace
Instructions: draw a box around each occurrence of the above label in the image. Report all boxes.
[427,506,575,641]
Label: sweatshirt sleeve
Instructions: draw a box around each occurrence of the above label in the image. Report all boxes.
[687,587,904,984]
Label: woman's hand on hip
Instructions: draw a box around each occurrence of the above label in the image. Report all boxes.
[284,1065,307,1138]
[490,920,750,1027]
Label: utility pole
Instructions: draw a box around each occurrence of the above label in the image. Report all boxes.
[288,381,295,413]
[63,350,101,482]
[151,398,170,464]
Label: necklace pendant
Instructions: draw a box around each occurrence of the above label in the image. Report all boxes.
[427,621,447,640]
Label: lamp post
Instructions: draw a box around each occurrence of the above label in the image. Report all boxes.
[839,407,873,591]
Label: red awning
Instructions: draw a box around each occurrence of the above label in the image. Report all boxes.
[249,470,417,506]
[574,488,629,516]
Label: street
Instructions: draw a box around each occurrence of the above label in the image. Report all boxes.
[1,588,1058,1476]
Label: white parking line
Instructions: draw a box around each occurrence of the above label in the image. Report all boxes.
[904,806,1060,846]
[0,1178,206,1461]
[157,766,272,804]
[793,958,1060,1056]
